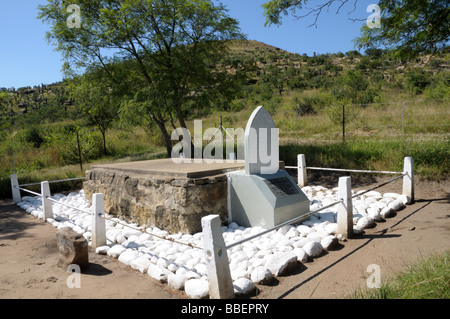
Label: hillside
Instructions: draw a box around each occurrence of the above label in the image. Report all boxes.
[0,40,449,198]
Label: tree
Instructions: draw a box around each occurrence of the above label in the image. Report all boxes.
[262,0,449,60]
[70,74,119,155]
[39,0,248,157]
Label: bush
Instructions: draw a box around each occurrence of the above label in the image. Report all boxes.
[406,69,432,94]
[424,82,450,101]
[25,126,45,149]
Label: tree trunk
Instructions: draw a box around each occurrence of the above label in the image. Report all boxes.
[153,119,173,158]
[101,129,107,156]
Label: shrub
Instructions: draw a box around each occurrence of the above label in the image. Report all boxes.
[25,126,45,149]
[406,69,432,94]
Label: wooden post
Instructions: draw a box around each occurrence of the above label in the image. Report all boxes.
[92,193,107,249]
[402,157,414,204]
[201,215,234,299]
[10,174,21,204]
[41,181,53,221]
[337,176,353,239]
[297,154,307,187]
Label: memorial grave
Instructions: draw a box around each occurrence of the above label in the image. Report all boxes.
[84,105,297,234]
[228,106,310,228]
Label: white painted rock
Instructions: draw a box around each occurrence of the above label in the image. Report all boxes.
[324,223,338,235]
[321,235,339,251]
[367,207,383,222]
[388,199,405,211]
[168,274,187,290]
[398,194,411,205]
[185,279,209,299]
[116,234,127,244]
[250,266,273,285]
[233,278,256,296]
[265,252,297,276]
[147,264,173,283]
[356,216,375,229]
[292,247,309,263]
[95,245,110,255]
[380,206,394,218]
[118,249,139,266]
[302,241,323,258]
[130,256,152,274]
[122,228,142,238]
[107,244,126,258]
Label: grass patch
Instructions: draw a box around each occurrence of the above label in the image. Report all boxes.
[349,251,450,299]
[0,147,166,199]
[279,138,449,180]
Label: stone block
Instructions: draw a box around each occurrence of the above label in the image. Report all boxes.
[56,227,89,271]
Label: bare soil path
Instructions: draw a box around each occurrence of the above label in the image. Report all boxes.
[0,173,448,299]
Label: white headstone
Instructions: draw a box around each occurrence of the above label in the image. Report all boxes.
[245,106,279,175]
[228,105,310,229]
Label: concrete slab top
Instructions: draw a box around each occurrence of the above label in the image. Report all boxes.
[90,158,247,178]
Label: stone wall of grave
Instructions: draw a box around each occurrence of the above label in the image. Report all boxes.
[83,168,228,234]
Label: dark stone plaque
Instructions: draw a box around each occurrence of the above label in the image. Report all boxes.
[264,177,299,198]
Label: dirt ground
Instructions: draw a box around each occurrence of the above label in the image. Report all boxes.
[0,172,449,300]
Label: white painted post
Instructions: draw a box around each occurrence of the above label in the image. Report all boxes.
[402,157,414,204]
[92,193,107,249]
[10,174,21,204]
[201,215,234,299]
[297,154,307,187]
[337,176,353,239]
[41,181,53,221]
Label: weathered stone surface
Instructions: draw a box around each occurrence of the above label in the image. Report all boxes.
[56,227,89,271]
[84,167,229,234]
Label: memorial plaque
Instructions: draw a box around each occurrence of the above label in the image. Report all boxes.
[264,177,299,198]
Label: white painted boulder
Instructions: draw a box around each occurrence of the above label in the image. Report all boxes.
[265,252,298,276]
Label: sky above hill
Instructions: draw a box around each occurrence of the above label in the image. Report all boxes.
[0,0,375,89]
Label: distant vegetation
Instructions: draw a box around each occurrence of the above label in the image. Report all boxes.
[0,40,449,198]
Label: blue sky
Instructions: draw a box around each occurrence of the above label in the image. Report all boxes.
[0,0,375,89]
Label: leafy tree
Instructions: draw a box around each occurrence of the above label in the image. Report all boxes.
[406,69,433,94]
[262,0,449,60]
[70,74,119,155]
[39,0,248,157]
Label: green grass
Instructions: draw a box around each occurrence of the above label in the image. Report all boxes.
[349,251,450,299]
[279,138,450,180]
[0,147,166,199]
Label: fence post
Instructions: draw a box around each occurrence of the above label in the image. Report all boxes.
[201,215,234,299]
[297,154,307,187]
[402,157,414,204]
[92,193,107,249]
[41,181,53,221]
[337,176,353,239]
[10,174,21,204]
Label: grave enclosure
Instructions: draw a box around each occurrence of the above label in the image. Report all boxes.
[12,104,415,299]
[83,106,307,234]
